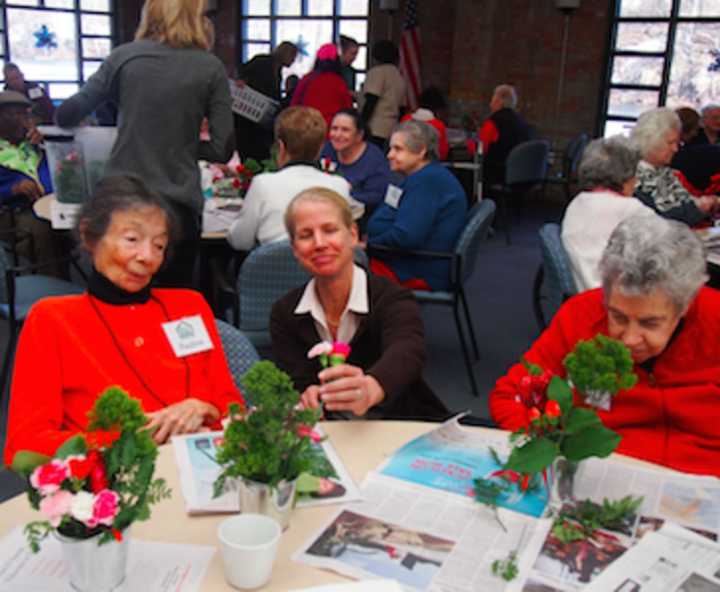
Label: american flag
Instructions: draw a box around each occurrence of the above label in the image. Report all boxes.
[399,0,422,111]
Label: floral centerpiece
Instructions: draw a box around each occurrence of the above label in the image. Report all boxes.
[11,387,171,591]
[213,361,333,529]
[475,335,637,510]
[209,152,278,198]
[52,146,88,204]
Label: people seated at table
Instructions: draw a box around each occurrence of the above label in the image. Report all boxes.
[235,41,298,162]
[400,86,450,160]
[367,120,467,291]
[291,43,352,129]
[0,90,63,276]
[320,109,391,215]
[3,175,243,464]
[490,214,720,477]
[671,107,720,196]
[631,107,718,226]
[226,106,357,251]
[56,0,234,288]
[3,63,55,124]
[688,103,720,146]
[359,40,406,149]
[561,135,656,291]
[480,84,532,187]
[270,186,448,420]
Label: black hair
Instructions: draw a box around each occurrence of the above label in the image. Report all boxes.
[372,40,399,65]
[333,108,366,138]
[419,86,447,112]
[313,58,343,75]
[77,175,179,256]
[339,35,358,51]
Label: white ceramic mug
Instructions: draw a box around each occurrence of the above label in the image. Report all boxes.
[217,513,282,589]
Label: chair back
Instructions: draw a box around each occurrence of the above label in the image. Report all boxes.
[215,319,260,398]
[505,139,550,186]
[237,240,311,346]
[454,199,496,285]
[563,133,590,180]
[538,223,577,317]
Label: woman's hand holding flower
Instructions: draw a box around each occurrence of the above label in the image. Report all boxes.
[316,363,385,416]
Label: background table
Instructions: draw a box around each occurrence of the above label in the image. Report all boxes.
[0,421,437,591]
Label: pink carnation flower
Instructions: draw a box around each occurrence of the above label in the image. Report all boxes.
[331,342,351,357]
[30,460,70,496]
[88,489,120,528]
[39,490,73,527]
[307,341,332,359]
[297,425,323,443]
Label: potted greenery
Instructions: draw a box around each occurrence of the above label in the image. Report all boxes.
[475,335,637,513]
[11,387,171,592]
[213,361,332,530]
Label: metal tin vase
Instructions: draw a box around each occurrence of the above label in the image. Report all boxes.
[56,530,130,592]
[238,477,297,530]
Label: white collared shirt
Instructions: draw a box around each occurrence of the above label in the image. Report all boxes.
[294,265,369,343]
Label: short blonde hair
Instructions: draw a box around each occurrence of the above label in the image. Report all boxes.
[284,187,353,239]
[135,0,209,50]
[275,107,327,161]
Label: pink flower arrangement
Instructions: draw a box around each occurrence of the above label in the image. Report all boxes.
[308,341,352,369]
[30,460,70,495]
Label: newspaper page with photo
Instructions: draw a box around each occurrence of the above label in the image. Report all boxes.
[585,522,720,592]
[293,471,551,592]
[378,416,550,518]
[505,458,720,591]
[171,427,360,514]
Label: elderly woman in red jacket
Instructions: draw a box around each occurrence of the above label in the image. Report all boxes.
[490,214,720,477]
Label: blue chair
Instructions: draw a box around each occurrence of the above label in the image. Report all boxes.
[532,223,578,331]
[214,319,260,399]
[368,199,497,396]
[544,133,590,203]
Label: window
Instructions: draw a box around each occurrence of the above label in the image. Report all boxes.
[239,0,370,91]
[599,0,720,136]
[0,0,114,99]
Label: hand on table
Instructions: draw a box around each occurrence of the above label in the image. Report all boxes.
[300,364,384,417]
[11,179,43,201]
[145,398,219,444]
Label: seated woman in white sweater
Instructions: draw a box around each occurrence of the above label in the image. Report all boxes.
[562,135,657,291]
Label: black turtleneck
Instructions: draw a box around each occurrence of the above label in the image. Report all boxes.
[87,268,152,305]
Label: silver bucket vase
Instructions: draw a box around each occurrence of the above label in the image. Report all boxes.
[56,529,130,592]
[546,457,579,515]
[238,477,297,530]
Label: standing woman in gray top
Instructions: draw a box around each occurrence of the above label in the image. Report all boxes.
[57,0,234,287]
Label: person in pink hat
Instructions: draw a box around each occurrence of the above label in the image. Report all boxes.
[291,42,352,129]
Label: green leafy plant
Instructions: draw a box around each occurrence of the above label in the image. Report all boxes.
[474,336,636,507]
[491,550,519,581]
[12,387,171,552]
[552,495,643,544]
[213,361,331,495]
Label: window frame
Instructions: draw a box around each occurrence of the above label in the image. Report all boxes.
[598,0,720,136]
[0,0,116,95]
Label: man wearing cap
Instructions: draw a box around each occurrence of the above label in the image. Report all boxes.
[0,90,58,273]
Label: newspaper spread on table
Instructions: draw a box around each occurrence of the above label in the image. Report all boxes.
[0,526,214,592]
[171,426,360,514]
[292,416,720,592]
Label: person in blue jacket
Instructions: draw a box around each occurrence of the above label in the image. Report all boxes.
[367,119,467,291]
[0,90,60,274]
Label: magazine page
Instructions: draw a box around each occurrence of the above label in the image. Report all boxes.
[293,471,549,592]
[378,416,550,517]
[171,427,360,514]
[585,525,720,592]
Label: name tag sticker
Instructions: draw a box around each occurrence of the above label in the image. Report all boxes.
[384,184,403,209]
[162,315,214,357]
[28,87,43,99]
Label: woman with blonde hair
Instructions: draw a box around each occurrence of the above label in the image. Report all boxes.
[57,0,233,287]
[270,186,448,420]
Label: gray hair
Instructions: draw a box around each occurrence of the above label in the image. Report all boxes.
[630,107,680,160]
[599,214,707,314]
[493,84,517,109]
[578,135,640,193]
[701,104,720,117]
[392,119,439,161]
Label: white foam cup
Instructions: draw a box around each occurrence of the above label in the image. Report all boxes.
[217,513,282,589]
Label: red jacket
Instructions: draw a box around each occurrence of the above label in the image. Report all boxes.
[291,71,352,129]
[4,289,243,464]
[490,287,720,477]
